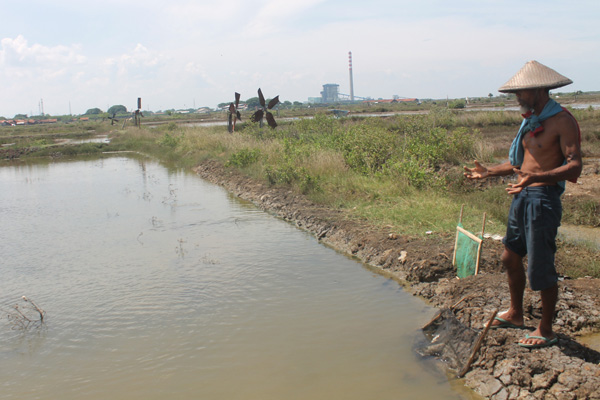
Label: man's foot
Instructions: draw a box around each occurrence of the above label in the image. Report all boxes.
[489,310,524,329]
[517,333,558,349]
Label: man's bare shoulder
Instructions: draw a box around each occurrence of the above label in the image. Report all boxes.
[545,109,578,134]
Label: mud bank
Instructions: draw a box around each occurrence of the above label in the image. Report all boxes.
[194,160,600,399]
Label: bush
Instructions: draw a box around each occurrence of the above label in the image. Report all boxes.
[449,99,466,109]
[157,133,181,148]
[226,148,261,168]
[340,121,397,175]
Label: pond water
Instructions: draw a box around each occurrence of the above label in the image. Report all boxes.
[0,155,471,400]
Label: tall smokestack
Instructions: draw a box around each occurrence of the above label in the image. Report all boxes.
[348,51,354,102]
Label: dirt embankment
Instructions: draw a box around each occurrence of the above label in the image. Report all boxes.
[193,160,600,400]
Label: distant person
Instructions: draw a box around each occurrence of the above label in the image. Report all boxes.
[463,60,582,348]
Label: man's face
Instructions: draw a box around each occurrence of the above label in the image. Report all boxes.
[514,89,538,111]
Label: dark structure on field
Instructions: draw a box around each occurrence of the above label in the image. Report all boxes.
[228,92,242,133]
[134,97,143,128]
[251,88,279,129]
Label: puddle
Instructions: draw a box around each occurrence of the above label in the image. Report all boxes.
[577,333,600,352]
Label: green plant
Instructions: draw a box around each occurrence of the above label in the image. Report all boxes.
[298,168,321,194]
[265,164,298,185]
[339,121,397,175]
[563,199,600,226]
[157,132,182,148]
[226,148,261,168]
[449,99,466,109]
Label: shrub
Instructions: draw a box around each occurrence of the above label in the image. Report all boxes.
[226,148,261,168]
[157,132,181,148]
[449,99,466,109]
[339,121,397,175]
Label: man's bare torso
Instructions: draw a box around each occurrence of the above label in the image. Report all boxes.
[521,110,574,186]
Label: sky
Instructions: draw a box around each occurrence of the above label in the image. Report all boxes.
[1,0,599,117]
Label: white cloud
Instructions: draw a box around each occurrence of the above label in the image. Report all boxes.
[104,44,166,77]
[0,35,86,79]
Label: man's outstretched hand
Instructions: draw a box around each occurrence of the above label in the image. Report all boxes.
[463,160,489,180]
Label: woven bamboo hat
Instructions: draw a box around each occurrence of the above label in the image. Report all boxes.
[498,60,572,93]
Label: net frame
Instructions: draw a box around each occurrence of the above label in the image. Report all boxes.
[452,205,486,278]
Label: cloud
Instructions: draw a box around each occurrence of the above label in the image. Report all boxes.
[104,43,166,78]
[0,35,86,79]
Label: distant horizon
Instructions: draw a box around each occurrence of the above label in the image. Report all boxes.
[3,88,600,119]
[0,90,600,120]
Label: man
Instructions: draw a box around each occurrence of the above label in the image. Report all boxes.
[464,60,582,348]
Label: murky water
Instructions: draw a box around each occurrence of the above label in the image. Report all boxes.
[0,155,469,399]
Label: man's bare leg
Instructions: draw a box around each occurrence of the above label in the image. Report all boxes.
[519,284,558,345]
[492,247,526,327]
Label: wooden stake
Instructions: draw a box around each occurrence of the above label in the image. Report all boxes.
[422,296,470,330]
[422,310,443,330]
[451,295,470,310]
[458,309,497,378]
[481,212,487,238]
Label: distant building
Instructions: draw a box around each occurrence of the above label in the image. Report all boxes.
[321,84,339,103]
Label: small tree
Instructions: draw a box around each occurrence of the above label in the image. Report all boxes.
[449,99,466,109]
[84,108,103,115]
[107,105,127,115]
[245,97,261,109]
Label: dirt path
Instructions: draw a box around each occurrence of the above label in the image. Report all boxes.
[193,160,600,400]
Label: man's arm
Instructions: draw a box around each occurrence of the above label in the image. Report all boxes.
[464,160,515,180]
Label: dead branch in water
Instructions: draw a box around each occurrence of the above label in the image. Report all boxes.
[3,296,45,331]
[22,296,45,322]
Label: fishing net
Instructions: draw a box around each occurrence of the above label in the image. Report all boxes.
[415,309,480,373]
[454,223,483,279]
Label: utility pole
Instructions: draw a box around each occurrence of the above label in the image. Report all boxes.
[349,51,355,102]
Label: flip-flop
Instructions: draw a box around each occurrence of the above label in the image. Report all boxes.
[490,316,525,329]
[517,334,558,349]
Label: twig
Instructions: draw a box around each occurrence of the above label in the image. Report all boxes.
[458,309,498,378]
[22,296,45,321]
[13,305,32,323]
[451,295,470,311]
[422,295,471,331]
[422,310,444,330]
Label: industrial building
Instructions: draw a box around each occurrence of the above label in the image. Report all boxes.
[320,84,339,103]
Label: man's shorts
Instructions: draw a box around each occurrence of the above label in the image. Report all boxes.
[502,185,562,291]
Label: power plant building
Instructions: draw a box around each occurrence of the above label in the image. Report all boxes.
[320,84,339,103]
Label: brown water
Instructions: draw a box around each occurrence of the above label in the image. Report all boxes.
[0,155,470,399]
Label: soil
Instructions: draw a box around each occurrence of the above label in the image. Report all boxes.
[193,160,600,400]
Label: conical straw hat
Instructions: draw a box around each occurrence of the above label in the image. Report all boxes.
[498,60,572,93]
